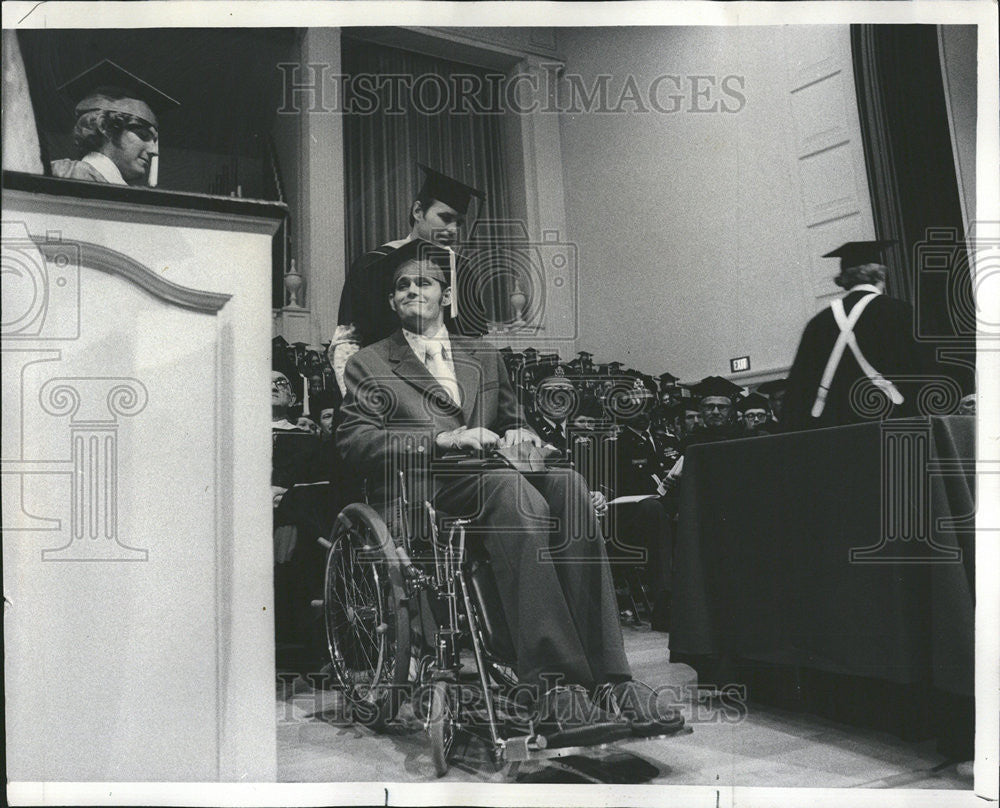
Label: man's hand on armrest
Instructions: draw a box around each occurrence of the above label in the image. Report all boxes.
[435,427,501,452]
[497,427,543,449]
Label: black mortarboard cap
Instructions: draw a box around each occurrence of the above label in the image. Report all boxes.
[690,375,743,401]
[737,392,770,413]
[59,59,179,128]
[756,378,788,395]
[374,238,452,295]
[417,163,485,216]
[822,240,895,270]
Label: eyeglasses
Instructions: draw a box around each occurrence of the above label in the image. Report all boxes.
[272,379,292,390]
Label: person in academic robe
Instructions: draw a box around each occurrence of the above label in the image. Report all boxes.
[680,376,747,450]
[669,398,702,440]
[784,241,932,430]
[755,378,788,433]
[736,391,772,436]
[50,60,178,187]
[602,379,676,631]
[330,164,486,393]
[270,367,324,667]
[336,239,684,743]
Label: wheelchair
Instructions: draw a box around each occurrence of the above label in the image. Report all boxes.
[315,451,690,778]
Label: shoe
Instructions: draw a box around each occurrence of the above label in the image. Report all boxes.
[597,680,686,737]
[535,685,631,748]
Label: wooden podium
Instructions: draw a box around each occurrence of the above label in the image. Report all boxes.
[2,173,283,781]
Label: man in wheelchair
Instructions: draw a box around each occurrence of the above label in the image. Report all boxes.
[336,238,685,747]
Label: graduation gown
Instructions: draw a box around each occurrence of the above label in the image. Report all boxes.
[337,244,400,348]
[337,242,485,348]
[784,290,929,430]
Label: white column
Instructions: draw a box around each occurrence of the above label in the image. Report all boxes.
[299,28,345,345]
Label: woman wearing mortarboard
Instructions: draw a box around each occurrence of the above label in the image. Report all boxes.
[783,241,932,430]
[51,59,178,187]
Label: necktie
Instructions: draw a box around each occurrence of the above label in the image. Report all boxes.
[424,341,462,407]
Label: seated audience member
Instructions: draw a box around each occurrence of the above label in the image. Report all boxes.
[670,398,701,440]
[530,367,609,518]
[736,392,772,436]
[656,372,682,412]
[52,60,176,187]
[682,376,746,449]
[756,378,788,432]
[957,393,976,415]
[603,381,676,631]
[649,415,683,468]
[661,377,745,495]
[270,368,325,668]
[271,370,318,504]
[337,239,684,744]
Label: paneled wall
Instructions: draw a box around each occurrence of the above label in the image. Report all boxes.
[557,26,875,383]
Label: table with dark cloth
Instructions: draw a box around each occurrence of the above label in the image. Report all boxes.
[670,416,975,756]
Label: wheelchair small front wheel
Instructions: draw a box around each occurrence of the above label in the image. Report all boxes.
[323,503,410,731]
[428,680,456,778]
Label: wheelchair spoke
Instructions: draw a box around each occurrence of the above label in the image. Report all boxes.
[322,503,411,729]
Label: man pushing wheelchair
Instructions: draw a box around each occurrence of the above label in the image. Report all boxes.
[336,238,686,748]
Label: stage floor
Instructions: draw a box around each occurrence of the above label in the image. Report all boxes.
[275,624,972,788]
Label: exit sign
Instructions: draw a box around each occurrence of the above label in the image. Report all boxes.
[730,356,751,373]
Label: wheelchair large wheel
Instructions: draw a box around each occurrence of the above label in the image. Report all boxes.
[427,680,456,777]
[324,503,410,730]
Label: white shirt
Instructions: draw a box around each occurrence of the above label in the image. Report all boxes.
[402,324,456,369]
[81,152,128,185]
[402,324,461,406]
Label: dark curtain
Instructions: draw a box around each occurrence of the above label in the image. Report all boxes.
[851,25,975,391]
[342,36,511,275]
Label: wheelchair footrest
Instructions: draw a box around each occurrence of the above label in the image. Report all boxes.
[501,724,693,762]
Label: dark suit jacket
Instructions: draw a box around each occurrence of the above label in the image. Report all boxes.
[336,329,527,499]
